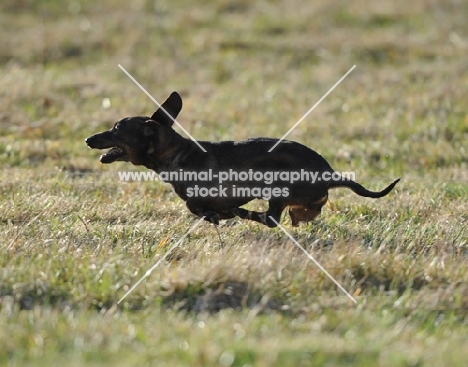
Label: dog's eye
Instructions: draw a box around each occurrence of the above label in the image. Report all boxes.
[113,125,119,132]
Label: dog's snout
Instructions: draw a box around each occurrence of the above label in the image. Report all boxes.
[85,135,98,148]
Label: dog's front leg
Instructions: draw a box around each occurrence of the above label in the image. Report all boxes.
[233,200,286,228]
[186,199,220,225]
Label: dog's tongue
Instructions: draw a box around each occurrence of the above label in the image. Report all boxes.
[100,147,124,163]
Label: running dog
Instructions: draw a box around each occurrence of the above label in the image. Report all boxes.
[85,91,400,227]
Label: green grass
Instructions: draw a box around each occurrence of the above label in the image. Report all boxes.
[1,0,467,366]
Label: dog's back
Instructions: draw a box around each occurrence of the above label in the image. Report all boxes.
[199,138,334,173]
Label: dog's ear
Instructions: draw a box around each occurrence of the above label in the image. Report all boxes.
[150,91,183,127]
[144,120,158,136]
[144,120,159,154]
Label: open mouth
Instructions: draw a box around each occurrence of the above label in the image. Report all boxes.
[100,147,127,163]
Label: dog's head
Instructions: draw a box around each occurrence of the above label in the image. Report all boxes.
[85,91,183,165]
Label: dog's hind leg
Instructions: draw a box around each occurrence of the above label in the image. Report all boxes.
[233,201,286,228]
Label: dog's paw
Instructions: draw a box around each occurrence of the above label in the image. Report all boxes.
[203,211,220,225]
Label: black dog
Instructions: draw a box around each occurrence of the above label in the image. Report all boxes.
[86,91,399,227]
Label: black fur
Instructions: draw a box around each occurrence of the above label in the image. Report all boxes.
[86,91,400,227]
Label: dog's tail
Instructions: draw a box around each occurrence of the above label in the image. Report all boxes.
[328,178,400,198]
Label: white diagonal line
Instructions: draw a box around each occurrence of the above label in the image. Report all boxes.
[117,216,206,304]
[269,216,357,304]
[268,65,356,152]
[118,64,207,153]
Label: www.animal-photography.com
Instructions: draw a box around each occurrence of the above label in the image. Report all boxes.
[1,1,467,366]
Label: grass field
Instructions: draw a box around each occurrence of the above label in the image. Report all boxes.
[1,0,467,366]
